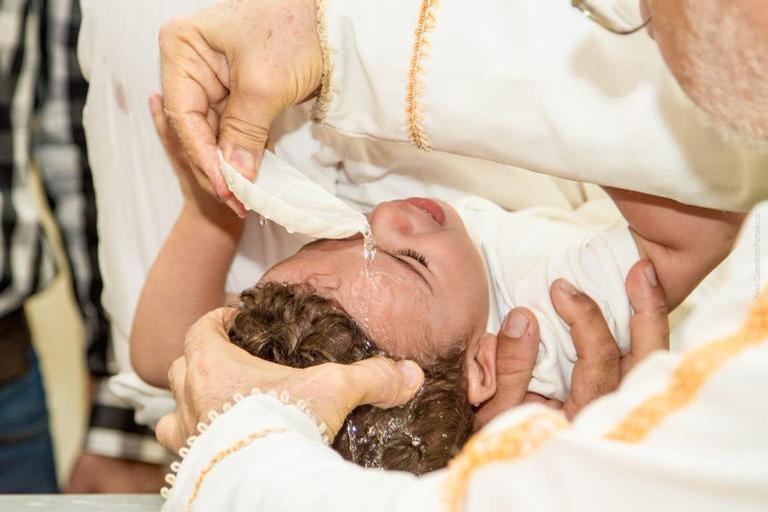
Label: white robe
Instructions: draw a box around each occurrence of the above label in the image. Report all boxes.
[318,0,768,211]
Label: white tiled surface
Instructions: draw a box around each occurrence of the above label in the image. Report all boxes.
[0,495,162,511]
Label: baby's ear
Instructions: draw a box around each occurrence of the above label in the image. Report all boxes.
[465,332,498,407]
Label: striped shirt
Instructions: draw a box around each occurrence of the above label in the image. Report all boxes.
[2,0,167,465]
[1,0,110,372]
[0,0,58,313]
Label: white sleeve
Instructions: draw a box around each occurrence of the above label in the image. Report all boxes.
[165,330,768,512]
[317,0,768,211]
[164,393,437,512]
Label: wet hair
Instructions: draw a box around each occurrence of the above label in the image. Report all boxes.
[228,282,473,475]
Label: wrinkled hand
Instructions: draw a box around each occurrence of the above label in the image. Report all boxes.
[155,308,424,453]
[475,260,669,429]
[159,0,322,214]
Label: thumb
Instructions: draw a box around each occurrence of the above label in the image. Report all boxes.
[218,59,280,182]
[156,412,185,454]
[495,308,540,380]
[351,357,425,409]
[474,308,540,430]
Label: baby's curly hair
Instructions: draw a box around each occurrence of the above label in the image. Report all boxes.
[228,281,473,474]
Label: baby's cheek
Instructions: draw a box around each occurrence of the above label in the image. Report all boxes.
[445,240,490,327]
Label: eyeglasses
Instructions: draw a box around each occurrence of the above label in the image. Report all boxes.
[572,0,652,35]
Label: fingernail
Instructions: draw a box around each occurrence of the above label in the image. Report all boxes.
[558,279,580,296]
[397,361,423,388]
[643,264,659,287]
[231,147,255,177]
[502,311,529,338]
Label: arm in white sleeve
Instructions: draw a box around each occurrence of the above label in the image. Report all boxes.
[316,0,768,210]
[164,322,768,512]
[164,393,436,512]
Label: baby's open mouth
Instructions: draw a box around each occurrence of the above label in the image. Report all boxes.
[405,197,446,225]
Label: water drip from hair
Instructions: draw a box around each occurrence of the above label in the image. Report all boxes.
[343,387,425,470]
[259,215,266,227]
[362,227,377,278]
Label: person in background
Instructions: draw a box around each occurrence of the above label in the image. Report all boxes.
[0,0,165,493]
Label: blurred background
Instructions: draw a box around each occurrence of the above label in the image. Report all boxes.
[26,168,89,485]
[1,0,167,495]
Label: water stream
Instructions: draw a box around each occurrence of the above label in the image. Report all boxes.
[346,226,426,468]
[362,227,377,277]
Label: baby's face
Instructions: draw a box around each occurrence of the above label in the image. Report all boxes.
[261,198,490,361]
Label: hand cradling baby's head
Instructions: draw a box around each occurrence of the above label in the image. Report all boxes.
[228,282,473,474]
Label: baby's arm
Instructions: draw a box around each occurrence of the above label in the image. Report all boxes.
[130,98,244,388]
[604,187,745,308]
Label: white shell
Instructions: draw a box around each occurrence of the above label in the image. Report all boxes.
[220,149,369,240]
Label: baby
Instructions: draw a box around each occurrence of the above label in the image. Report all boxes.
[132,104,739,474]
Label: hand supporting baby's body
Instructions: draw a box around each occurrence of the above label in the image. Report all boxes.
[453,197,638,401]
[455,190,742,402]
[507,227,637,400]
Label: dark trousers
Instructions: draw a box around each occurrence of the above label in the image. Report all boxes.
[0,309,57,493]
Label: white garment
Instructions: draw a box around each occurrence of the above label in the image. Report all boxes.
[453,197,638,400]
[319,0,768,211]
[164,203,768,512]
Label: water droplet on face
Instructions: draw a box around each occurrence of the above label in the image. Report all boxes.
[362,227,377,277]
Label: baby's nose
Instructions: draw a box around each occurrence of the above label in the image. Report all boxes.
[369,200,438,242]
[370,202,414,239]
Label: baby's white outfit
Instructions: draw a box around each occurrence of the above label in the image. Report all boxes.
[452,196,640,401]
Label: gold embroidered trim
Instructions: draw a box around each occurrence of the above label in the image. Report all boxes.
[441,291,768,512]
[406,0,438,151]
[186,428,287,512]
[443,410,569,512]
[161,388,331,507]
[605,291,768,442]
[311,0,333,122]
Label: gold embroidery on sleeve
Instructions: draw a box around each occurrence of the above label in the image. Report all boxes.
[161,388,331,510]
[605,291,768,443]
[186,428,287,512]
[407,0,439,150]
[442,291,768,512]
[312,0,333,122]
[443,410,569,512]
